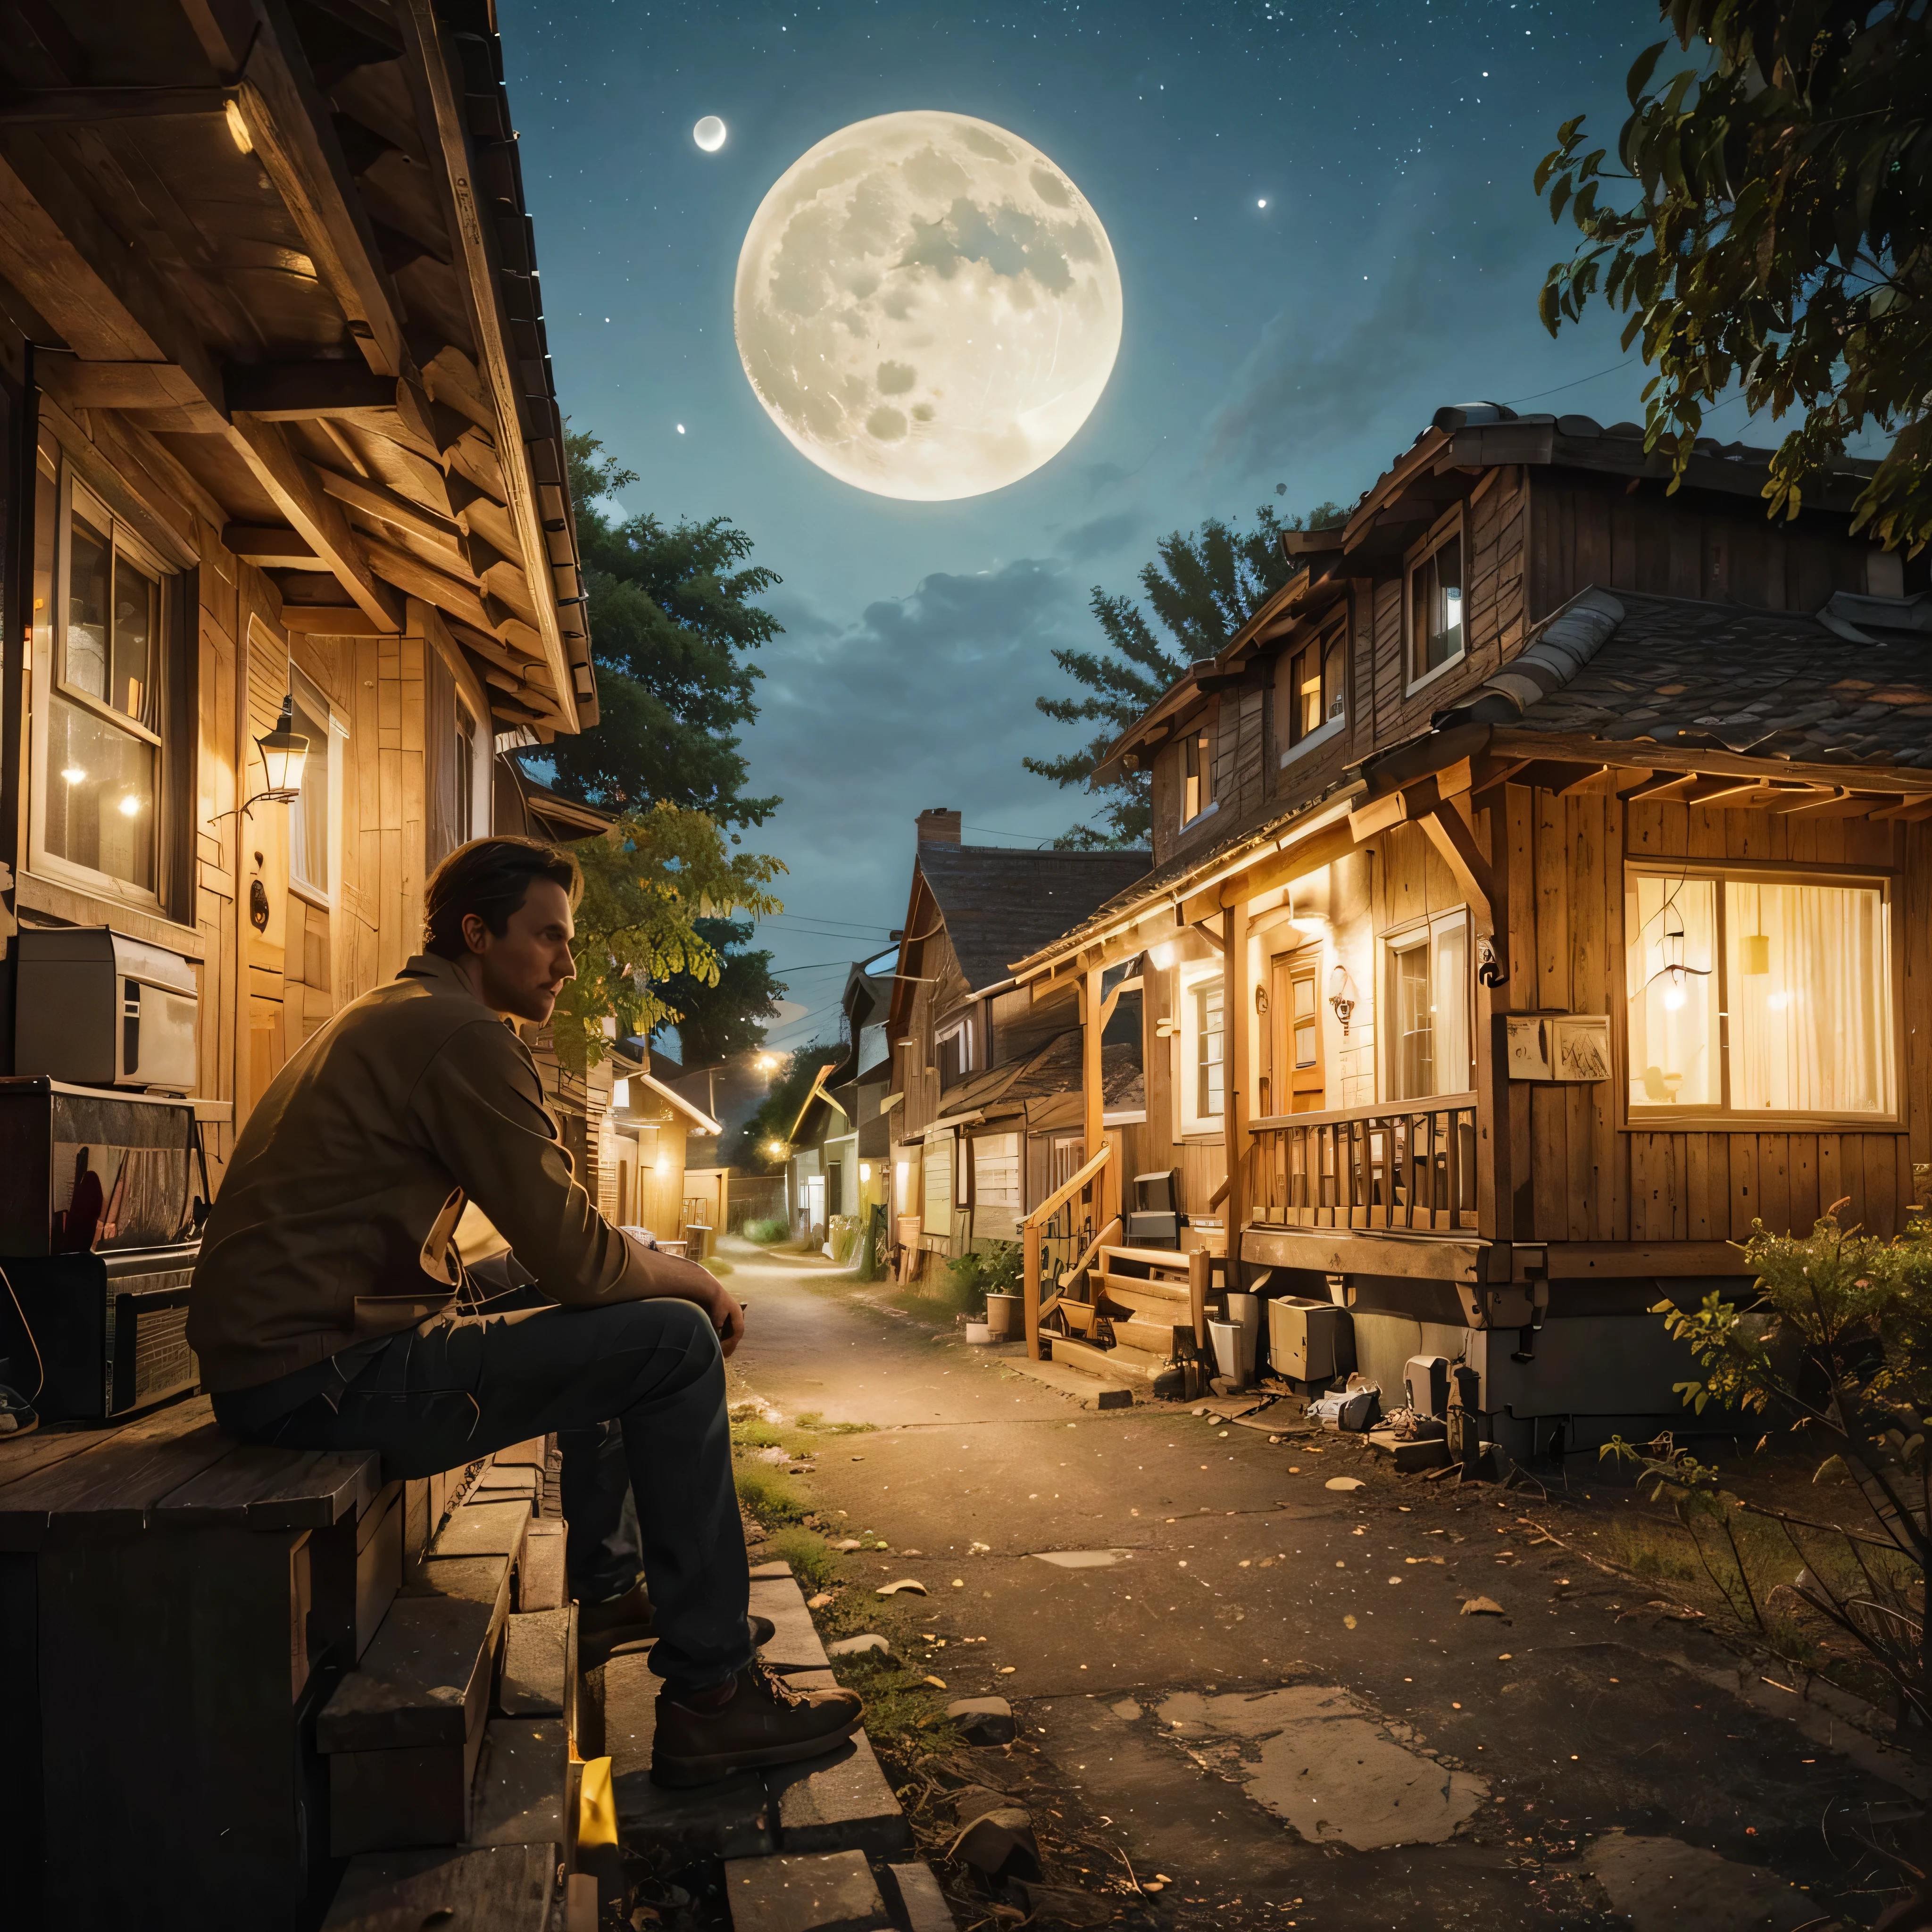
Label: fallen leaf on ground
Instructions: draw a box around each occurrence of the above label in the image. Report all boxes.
[878,1578,929,1596]
[924,1674,948,1689]
[1325,1477,1365,1492]
[1460,1596,1505,1616]
[806,1591,834,1608]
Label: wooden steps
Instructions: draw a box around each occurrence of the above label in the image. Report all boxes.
[1049,1335,1168,1383]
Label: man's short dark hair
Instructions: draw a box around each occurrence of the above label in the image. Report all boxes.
[424,836,583,960]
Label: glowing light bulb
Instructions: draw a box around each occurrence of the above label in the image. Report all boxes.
[59,764,86,785]
[1662,983,1687,1012]
[117,795,142,817]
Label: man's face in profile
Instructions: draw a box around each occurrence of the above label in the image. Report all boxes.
[463,878,577,1024]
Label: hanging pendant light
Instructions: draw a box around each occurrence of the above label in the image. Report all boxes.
[1742,883,1770,975]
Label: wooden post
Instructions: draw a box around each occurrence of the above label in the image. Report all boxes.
[1187,1245,1210,1351]
[1023,1217,1043,1361]
[1083,960,1107,1228]
[1472,788,1514,1251]
[1221,900,1252,1284]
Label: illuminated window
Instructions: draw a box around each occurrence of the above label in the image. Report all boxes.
[972,1130,1023,1238]
[1407,524,1464,682]
[1283,623,1346,747]
[921,1136,953,1237]
[1625,869,1894,1116]
[1176,968,1226,1133]
[35,454,179,903]
[1182,715,1216,824]
[1386,915,1470,1100]
[289,666,334,899]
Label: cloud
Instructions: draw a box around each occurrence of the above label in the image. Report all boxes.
[1056,510,1141,562]
[742,557,1103,972]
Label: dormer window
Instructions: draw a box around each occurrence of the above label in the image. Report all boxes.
[1182,714,1216,825]
[1407,518,1465,685]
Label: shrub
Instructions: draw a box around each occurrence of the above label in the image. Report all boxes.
[733,1463,805,1524]
[742,1216,789,1245]
[1607,1203,1932,1733]
[767,1527,841,1592]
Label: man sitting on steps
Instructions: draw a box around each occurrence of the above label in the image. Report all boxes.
[187,834,860,1788]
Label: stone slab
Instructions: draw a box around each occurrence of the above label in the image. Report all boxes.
[318,1593,498,1753]
[604,1652,773,1859]
[750,1559,795,1581]
[749,1575,831,1672]
[725,1851,889,1932]
[880,1862,957,1932]
[466,1717,569,1850]
[1582,1830,1820,1932]
[1005,1353,1133,1409]
[321,1843,558,1932]
[767,1729,911,1857]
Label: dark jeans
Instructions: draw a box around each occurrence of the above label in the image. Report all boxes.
[558,1418,645,1602]
[215,1298,751,1695]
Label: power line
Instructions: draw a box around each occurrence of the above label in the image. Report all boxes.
[1500,357,1638,406]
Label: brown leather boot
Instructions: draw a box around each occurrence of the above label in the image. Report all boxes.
[651,1661,863,1787]
[577,1584,775,1665]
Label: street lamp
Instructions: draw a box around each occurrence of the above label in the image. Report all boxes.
[255,694,310,802]
[765,1139,787,1160]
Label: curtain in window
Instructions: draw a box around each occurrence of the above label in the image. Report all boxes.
[1726,881,1892,1114]
[425,643,460,868]
[289,675,330,894]
[1625,875,1720,1107]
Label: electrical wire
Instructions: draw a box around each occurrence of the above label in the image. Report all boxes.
[0,1260,45,1406]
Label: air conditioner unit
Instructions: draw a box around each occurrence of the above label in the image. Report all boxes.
[15,927,198,1093]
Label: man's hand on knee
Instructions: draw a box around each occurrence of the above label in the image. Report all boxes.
[619,1235,747,1357]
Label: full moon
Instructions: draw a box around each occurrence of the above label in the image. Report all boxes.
[694,116,726,152]
[733,111,1122,500]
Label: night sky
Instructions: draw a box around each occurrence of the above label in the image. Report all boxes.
[500,0,1677,1051]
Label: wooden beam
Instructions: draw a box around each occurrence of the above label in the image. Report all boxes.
[1618,770,1696,803]
[279,603,386,635]
[1081,963,1107,1230]
[1678,774,1770,807]
[360,533,494,633]
[233,0,409,376]
[1416,801,1496,934]
[36,359,223,422]
[222,525,324,567]
[311,464,463,546]
[226,417,401,633]
[226,360,401,417]
[396,0,578,730]
[1179,816,1363,929]
[0,86,233,125]
[1867,795,1932,824]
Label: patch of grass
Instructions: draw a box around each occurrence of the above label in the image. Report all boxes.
[767,1527,841,1592]
[742,1216,789,1244]
[733,1463,806,1524]
[1599,1516,1700,1586]
[698,1256,734,1278]
[793,1412,876,1437]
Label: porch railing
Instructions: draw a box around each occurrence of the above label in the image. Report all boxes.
[1020,1144,1110,1361]
[1249,1092,1479,1233]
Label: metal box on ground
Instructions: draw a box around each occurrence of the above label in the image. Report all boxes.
[1405,1354,1451,1419]
[1266,1295,1353,1383]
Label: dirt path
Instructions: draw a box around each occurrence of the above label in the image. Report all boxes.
[719,1237,1924,1930]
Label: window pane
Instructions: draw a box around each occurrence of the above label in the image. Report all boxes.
[1322,634,1345,720]
[1725,880,1893,1114]
[47,693,156,890]
[1625,874,1718,1107]
[1414,536,1464,674]
[1393,942,1433,1099]
[290,691,330,893]
[66,513,111,701]
[1195,979,1225,1119]
[1433,922,1469,1092]
[112,552,158,726]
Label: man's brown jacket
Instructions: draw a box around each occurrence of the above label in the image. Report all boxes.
[188,952,641,1392]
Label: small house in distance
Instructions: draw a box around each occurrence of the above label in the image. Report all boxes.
[1008,405,1932,1456]
[884,809,1149,1274]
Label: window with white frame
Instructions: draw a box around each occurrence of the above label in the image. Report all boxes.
[972,1130,1023,1239]
[35,456,178,902]
[1177,966,1226,1133]
[288,665,337,901]
[1385,913,1471,1100]
[1624,867,1894,1117]
[937,1017,973,1084]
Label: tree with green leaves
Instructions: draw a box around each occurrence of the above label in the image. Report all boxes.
[546,433,783,825]
[1028,500,1345,847]
[1536,0,1932,555]
[650,916,785,1066]
[550,804,784,1072]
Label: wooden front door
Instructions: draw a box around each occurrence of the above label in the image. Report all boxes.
[1271,949,1325,1113]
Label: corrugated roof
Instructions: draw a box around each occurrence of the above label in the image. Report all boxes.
[916,845,1152,991]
